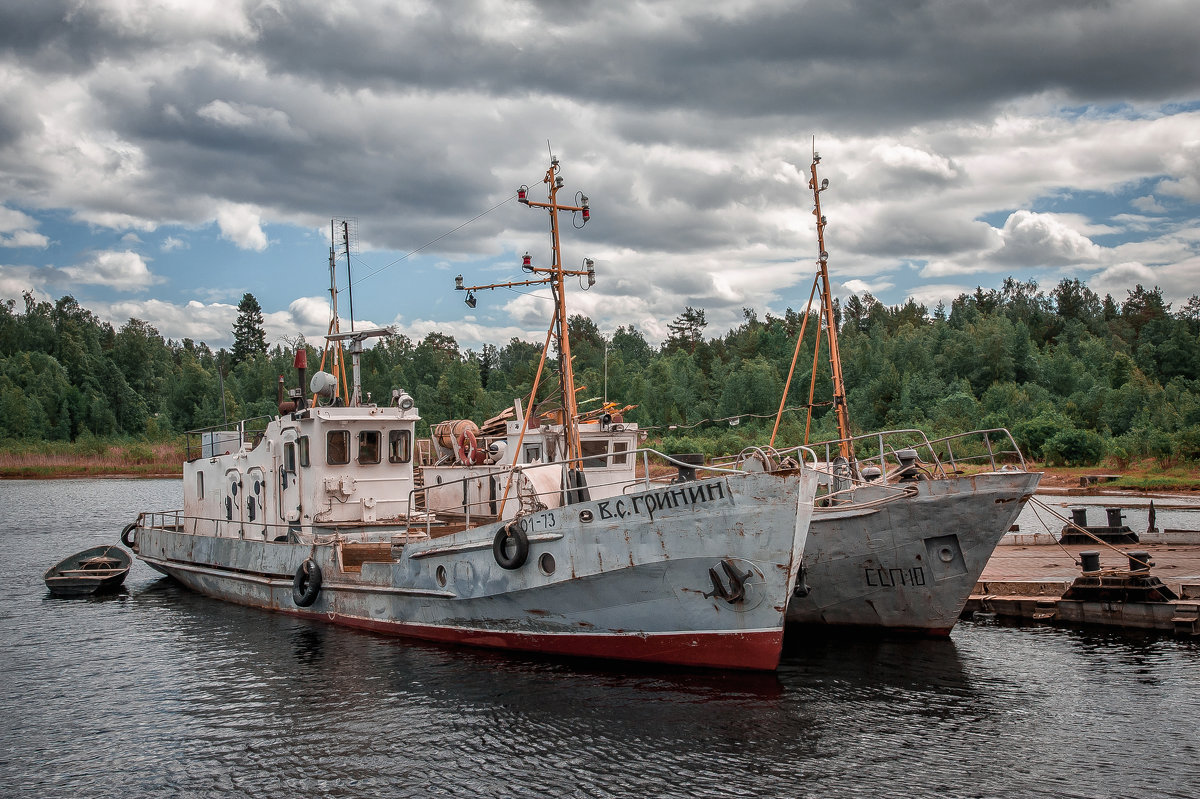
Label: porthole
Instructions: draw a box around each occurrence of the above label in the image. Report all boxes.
[538,552,556,576]
[938,546,955,563]
[436,565,447,587]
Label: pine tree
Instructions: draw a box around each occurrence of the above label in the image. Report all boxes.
[231,292,267,364]
[664,306,707,354]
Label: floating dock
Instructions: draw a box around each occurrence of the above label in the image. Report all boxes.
[967,542,1200,635]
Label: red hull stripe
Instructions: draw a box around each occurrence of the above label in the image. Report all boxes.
[296,611,784,671]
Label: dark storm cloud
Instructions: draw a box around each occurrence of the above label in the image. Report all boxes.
[247,1,1200,130]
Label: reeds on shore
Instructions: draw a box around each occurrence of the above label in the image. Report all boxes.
[0,440,186,478]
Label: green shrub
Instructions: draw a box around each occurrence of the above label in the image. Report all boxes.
[1043,428,1105,466]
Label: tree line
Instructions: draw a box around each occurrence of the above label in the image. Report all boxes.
[2,279,1198,467]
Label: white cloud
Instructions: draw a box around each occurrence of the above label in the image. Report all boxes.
[161,236,187,252]
[841,278,895,297]
[61,250,162,290]
[1132,195,1166,214]
[0,207,49,248]
[991,210,1103,266]
[905,283,976,310]
[215,204,269,251]
[0,264,53,300]
[1088,257,1200,306]
[289,296,334,328]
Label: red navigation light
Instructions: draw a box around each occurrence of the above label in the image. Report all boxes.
[582,208,590,221]
[517,186,528,203]
[522,252,532,271]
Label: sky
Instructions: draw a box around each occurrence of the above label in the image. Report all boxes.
[1,0,1198,352]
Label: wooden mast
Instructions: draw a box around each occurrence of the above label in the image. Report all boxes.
[810,152,852,458]
[770,150,852,459]
[456,155,593,469]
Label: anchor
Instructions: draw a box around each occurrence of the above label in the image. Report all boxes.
[704,559,752,603]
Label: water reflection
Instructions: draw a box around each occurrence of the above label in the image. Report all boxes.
[3,479,1199,799]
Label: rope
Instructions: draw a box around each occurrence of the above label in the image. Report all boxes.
[1028,497,1151,570]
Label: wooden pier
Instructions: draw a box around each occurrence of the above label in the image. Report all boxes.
[967,542,1200,635]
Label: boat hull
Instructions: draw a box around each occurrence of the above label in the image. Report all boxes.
[136,470,816,670]
[787,471,1040,634]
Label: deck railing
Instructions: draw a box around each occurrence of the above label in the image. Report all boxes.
[184,416,274,462]
[407,445,818,535]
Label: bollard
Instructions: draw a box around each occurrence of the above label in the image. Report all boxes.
[1080,550,1101,574]
[1127,550,1151,573]
[1071,508,1089,528]
[1105,507,1124,528]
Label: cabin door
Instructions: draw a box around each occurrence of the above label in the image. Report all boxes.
[278,428,302,527]
[223,468,244,536]
[246,466,268,539]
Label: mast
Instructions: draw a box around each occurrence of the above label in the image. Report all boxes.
[810,152,852,458]
[455,154,593,467]
[313,220,350,404]
[770,150,852,459]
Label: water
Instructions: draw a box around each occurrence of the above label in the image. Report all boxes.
[3,479,1199,799]
[1013,493,1200,537]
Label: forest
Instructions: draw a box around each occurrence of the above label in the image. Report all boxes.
[1,277,1198,469]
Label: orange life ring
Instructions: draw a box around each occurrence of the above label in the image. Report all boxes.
[457,430,479,464]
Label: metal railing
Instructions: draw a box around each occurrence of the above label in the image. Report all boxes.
[184,416,274,462]
[406,444,819,535]
[768,427,1027,486]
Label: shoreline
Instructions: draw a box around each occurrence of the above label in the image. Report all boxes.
[3,466,1196,494]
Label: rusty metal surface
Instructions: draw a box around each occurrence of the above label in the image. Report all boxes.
[787,471,1041,632]
[136,469,817,670]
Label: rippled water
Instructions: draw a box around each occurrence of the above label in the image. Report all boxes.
[3,479,1199,798]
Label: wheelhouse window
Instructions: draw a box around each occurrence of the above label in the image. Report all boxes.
[358,430,381,464]
[612,441,629,465]
[524,445,542,463]
[388,430,411,464]
[327,430,350,465]
[284,442,297,472]
[298,436,310,467]
[580,440,609,469]
[197,471,204,499]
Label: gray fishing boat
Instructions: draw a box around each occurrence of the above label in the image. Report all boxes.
[126,157,819,670]
[740,151,1041,635]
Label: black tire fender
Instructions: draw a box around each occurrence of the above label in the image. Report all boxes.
[120,522,137,550]
[492,521,529,570]
[292,559,322,607]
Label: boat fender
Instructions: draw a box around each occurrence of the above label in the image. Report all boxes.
[292,559,322,607]
[120,522,137,550]
[492,522,529,570]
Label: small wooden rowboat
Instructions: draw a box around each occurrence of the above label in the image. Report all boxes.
[44,545,131,596]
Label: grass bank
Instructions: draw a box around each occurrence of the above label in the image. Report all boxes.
[1,441,1195,492]
[0,440,185,479]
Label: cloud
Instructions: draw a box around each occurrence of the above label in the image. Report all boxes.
[1088,256,1200,306]
[215,203,268,251]
[990,210,1103,267]
[1132,195,1166,214]
[61,250,162,290]
[0,206,48,248]
[841,278,895,297]
[0,0,1197,347]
